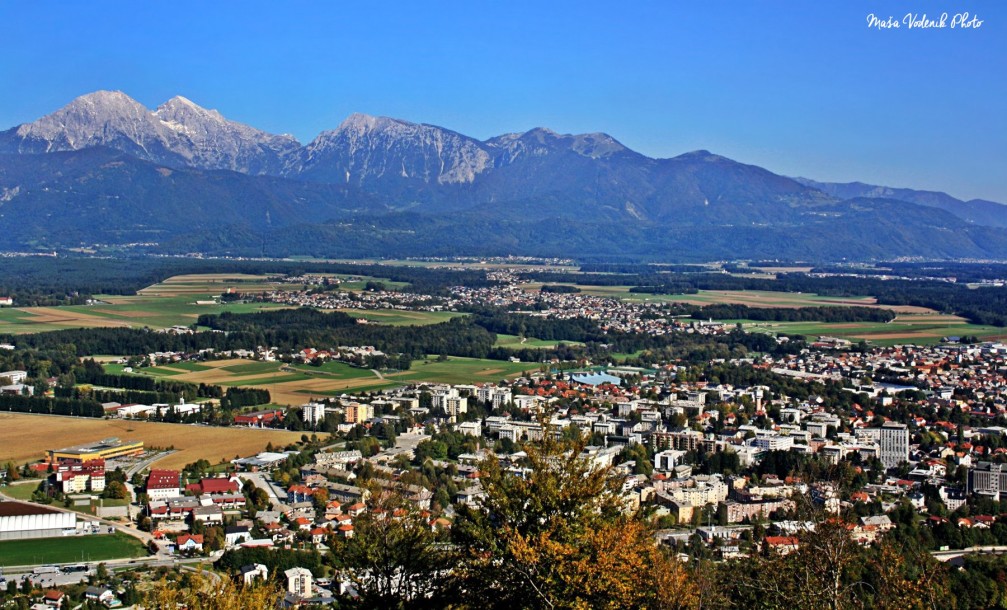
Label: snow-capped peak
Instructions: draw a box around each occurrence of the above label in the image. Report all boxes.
[6,90,300,174]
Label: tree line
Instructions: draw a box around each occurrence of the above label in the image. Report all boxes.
[688,304,896,323]
[0,393,104,417]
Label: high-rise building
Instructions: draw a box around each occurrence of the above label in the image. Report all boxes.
[302,402,326,427]
[877,422,909,469]
[344,403,374,424]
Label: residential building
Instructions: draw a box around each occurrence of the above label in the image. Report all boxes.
[877,422,909,469]
[969,462,1007,500]
[303,402,326,427]
[344,403,374,424]
[285,567,313,598]
[146,470,181,501]
[240,564,269,585]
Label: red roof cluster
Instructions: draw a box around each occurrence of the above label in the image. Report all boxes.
[147,469,181,490]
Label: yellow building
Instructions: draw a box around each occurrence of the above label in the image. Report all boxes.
[344,403,374,425]
[47,437,144,464]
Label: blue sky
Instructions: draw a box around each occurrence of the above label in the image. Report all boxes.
[0,1,1004,201]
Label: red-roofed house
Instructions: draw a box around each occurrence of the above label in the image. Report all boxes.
[191,477,240,495]
[43,590,65,607]
[287,485,315,503]
[176,533,204,552]
[310,527,328,544]
[234,409,284,427]
[146,469,181,501]
[764,536,800,555]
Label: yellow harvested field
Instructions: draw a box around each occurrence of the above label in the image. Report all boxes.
[267,378,385,405]
[0,413,305,470]
[139,274,280,296]
[174,369,293,384]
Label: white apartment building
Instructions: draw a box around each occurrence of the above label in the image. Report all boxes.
[285,567,313,597]
[302,402,326,427]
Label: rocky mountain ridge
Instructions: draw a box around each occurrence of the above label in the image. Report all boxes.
[0,90,1004,260]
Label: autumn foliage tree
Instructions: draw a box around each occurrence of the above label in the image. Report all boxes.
[329,486,454,609]
[144,570,281,609]
[450,431,700,610]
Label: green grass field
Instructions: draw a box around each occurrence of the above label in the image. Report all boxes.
[221,361,284,375]
[309,382,404,396]
[386,356,537,385]
[341,309,465,326]
[0,532,147,567]
[494,333,585,348]
[0,295,286,334]
[740,316,1005,345]
[132,365,188,377]
[1,482,40,501]
[288,361,378,377]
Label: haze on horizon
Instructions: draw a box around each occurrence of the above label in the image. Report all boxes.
[0,1,1003,202]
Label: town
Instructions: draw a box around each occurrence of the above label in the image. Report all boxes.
[5,317,1007,607]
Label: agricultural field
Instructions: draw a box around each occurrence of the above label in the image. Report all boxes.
[137,273,283,296]
[0,272,432,334]
[523,285,934,313]
[0,532,147,567]
[623,289,927,311]
[0,284,286,335]
[384,356,538,386]
[112,355,537,404]
[494,333,585,349]
[113,358,389,405]
[340,309,465,326]
[742,313,1006,345]
[0,412,306,470]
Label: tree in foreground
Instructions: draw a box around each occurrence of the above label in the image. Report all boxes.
[329,486,454,609]
[450,431,700,610]
[724,515,950,610]
[144,570,281,609]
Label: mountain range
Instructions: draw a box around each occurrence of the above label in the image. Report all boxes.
[0,90,1004,261]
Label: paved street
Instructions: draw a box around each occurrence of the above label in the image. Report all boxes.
[237,472,286,509]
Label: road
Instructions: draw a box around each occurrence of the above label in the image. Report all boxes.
[237,472,286,509]
[932,545,1007,562]
[3,555,212,579]
[124,450,173,478]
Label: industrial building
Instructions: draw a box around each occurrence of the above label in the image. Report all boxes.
[0,501,77,541]
[47,437,144,464]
